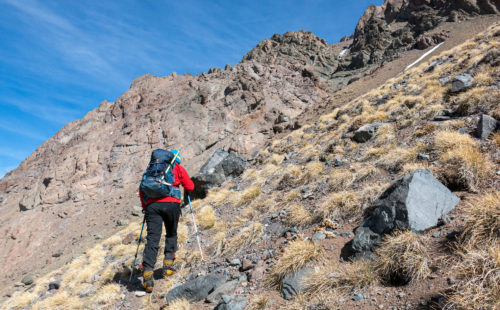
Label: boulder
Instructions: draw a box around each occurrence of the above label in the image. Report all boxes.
[352,122,383,143]
[352,169,459,252]
[475,114,498,139]
[165,274,227,302]
[191,150,247,199]
[451,73,473,92]
[364,169,459,234]
[281,268,312,300]
[205,280,238,304]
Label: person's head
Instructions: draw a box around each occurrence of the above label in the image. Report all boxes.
[170,149,181,164]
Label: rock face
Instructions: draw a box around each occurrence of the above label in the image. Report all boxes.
[191,150,247,199]
[352,169,459,252]
[0,0,495,289]
[165,274,227,302]
[348,0,500,69]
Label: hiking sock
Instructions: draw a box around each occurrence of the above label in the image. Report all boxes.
[143,270,154,293]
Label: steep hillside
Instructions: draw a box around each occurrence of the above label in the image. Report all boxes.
[3,20,499,310]
[1,0,499,300]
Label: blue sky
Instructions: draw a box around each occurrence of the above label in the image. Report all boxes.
[0,0,383,178]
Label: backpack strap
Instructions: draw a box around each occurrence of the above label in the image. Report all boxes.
[159,152,181,185]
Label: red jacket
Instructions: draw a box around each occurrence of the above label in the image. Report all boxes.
[139,164,194,210]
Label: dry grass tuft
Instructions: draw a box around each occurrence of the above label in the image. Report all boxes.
[328,170,354,192]
[166,298,191,310]
[316,191,361,222]
[223,222,264,255]
[493,132,500,147]
[230,185,262,206]
[447,245,500,310]
[286,204,314,227]
[376,147,417,172]
[247,296,271,310]
[266,240,323,287]
[374,230,430,285]
[304,260,379,294]
[196,205,216,229]
[460,191,500,247]
[434,131,494,191]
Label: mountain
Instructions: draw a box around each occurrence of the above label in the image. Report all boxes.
[0,0,499,304]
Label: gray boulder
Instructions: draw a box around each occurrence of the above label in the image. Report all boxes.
[352,122,383,143]
[352,169,459,252]
[281,268,312,300]
[451,73,473,92]
[214,296,248,310]
[191,150,247,199]
[165,274,227,302]
[475,114,498,139]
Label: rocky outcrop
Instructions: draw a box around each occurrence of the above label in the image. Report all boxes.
[347,0,500,69]
[191,150,247,199]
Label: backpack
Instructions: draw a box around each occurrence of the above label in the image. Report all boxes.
[139,149,181,202]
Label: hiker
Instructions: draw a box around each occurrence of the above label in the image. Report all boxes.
[139,149,194,293]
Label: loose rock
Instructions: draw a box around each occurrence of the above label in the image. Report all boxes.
[165,274,227,302]
[451,73,473,92]
[475,114,498,139]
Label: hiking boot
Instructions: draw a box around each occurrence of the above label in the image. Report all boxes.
[162,259,176,278]
[143,270,154,293]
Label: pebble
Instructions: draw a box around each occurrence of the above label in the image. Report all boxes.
[432,231,441,238]
[230,259,242,267]
[135,291,146,297]
[21,275,34,285]
[312,232,326,241]
[353,293,364,301]
[447,277,456,285]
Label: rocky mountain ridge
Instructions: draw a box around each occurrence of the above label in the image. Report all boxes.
[0,0,499,296]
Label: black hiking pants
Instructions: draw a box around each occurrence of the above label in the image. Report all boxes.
[142,202,181,271]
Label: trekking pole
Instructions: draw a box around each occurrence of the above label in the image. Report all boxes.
[187,194,204,261]
[129,215,146,282]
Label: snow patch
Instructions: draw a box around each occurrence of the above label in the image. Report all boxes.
[404,42,444,71]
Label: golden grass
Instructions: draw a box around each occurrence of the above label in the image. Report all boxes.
[223,222,264,255]
[304,260,379,294]
[448,245,500,310]
[247,296,270,310]
[328,170,354,192]
[376,147,418,172]
[205,188,232,206]
[460,191,500,247]
[440,141,494,192]
[493,132,500,147]
[90,283,121,305]
[266,240,323,287]
[316,191,361,222]
[32,292,83,310]
[286,204,314,227]
[196,205,216,229]
[166,298,191,310]
[228,185,262,208]
[373,230,430,285]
